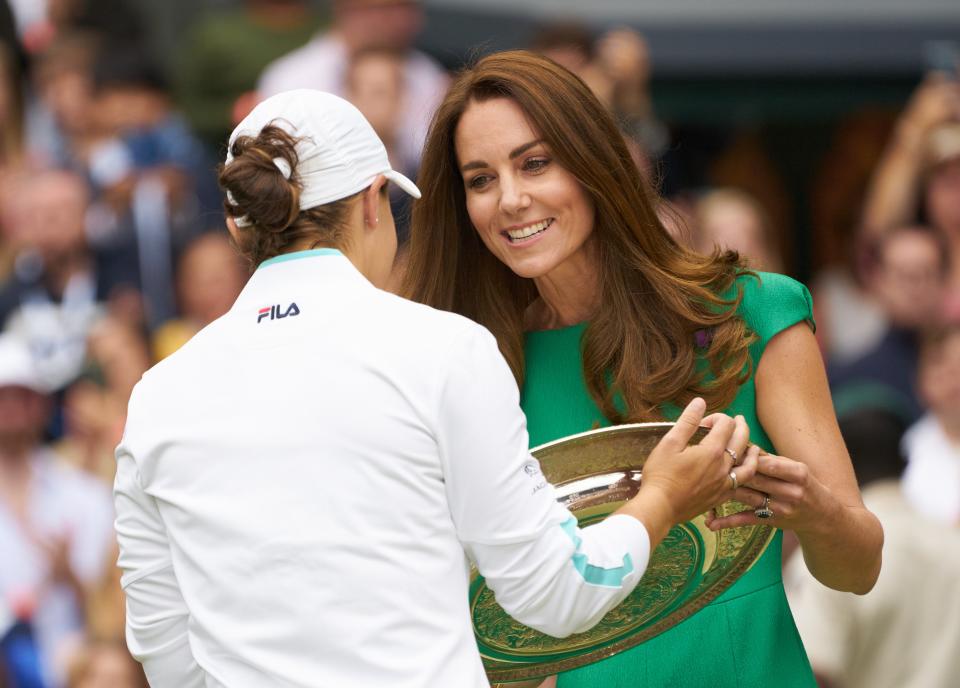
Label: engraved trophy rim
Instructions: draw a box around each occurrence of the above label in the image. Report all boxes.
[472,422,775,683]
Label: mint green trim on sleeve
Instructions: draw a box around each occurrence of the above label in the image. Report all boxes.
[258,248,343,269]
[560,518,635,588]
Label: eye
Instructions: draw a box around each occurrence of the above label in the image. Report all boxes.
[523,157,550,173]
[467,174,492,190]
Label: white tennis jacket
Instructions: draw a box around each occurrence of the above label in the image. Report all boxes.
[114,249,651,687]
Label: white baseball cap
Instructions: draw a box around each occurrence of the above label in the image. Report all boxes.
[225,89,421,217]
[0,334,49,394]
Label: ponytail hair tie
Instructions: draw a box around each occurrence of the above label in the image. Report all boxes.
[272,157,292,180]
[225,190,253,227]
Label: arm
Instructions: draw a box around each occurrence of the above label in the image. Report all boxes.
[114,446,206,686]
[436,326,748,637]
[860,74,960,243]
[709,322,883,593]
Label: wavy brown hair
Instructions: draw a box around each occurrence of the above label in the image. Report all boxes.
[403,51,756,421]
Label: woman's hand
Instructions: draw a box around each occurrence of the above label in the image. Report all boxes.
[706,451,841,533]
[617,398,759,548]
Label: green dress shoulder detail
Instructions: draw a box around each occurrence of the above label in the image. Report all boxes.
[521,272,817,688]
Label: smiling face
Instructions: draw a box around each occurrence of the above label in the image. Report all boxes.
[454,97,596,281]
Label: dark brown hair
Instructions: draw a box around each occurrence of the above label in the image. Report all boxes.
[403,51,755,421]
[218,125,358,267]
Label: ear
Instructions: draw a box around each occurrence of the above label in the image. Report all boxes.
[225,215,242,243]
[363,175,389,232]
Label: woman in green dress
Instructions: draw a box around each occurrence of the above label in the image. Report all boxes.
[403,51,882,687]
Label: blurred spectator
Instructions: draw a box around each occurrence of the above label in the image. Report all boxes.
[257,0,448,173]
[11,0,146,56]
[87,42,216,213]
[56,317,150,483]
[786,360,960,688]
[82,42,220,330]
[901,324,960,525]
[175,0,323,150]
[0,170,101,392]
[829,226,947,422]
[152,232,248,360]
[26,32,98,170]
[691,188,783,271]
[65,638,146,688]
[530,22,668,168]
[860,73,960,321]
[0,334,114,687]
[345,46,417,243]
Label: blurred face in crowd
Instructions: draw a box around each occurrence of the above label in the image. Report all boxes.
[919,329,960,427]
[873,228,945,329]
[347,51,404,148]
[0,386,48,455]
[7,171,88,259]
[925,157,960,241]
[177,234,248,325]
[38,64,94,137]
[92,86,169,137]
[338,0,423,52]
[694,190,777,271]
[455,97,596,281]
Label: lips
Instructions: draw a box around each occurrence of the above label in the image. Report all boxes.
[503,218,553,242]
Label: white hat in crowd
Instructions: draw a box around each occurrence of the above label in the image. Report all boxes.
[0,334,50,394]
[225,89,421,221]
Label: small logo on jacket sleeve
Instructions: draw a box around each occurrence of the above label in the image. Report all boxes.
[257,303,300,323]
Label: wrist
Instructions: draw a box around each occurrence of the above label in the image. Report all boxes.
[616,483,676,549]
[893,119,929,152]
[793,484,844,539]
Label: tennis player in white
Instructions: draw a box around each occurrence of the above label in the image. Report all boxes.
[113,90,756,687]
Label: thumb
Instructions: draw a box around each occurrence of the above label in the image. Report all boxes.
[662,397,706,449]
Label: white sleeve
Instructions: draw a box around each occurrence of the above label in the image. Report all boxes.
[436,325,652,638]
[114,439,206,687]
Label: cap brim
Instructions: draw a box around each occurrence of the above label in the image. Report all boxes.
[384,170,422,199]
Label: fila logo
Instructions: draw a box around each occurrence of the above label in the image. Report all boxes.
[257,302,300,324]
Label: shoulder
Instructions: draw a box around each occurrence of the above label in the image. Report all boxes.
[732,271,815,348]
[370,288,493,347]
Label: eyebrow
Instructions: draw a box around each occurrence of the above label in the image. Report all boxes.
[460,139,545,172]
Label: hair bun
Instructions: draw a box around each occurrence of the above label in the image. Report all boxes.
[218,125,302,233]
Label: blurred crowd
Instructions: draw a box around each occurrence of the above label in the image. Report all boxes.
[0,0,958,687]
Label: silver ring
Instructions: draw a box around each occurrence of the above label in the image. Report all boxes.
[724,448,738,464]
[728,470,738,491]
[754,495,774,519]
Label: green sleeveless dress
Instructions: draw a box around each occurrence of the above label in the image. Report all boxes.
[521,272,817,688]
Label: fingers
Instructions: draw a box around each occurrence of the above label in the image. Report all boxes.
[730,445,760,486]
[754,454,810,485]
[707,509,761,531]
[699,412,728,428]
[661,397,706,449]
[732,486,769,507]
[725,416,750,463]
[698,413,736,458]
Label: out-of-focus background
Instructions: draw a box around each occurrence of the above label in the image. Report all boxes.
[1,1,959,686]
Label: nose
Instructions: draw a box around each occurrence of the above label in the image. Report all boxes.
[498,173,530,216]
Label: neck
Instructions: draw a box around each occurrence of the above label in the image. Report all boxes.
[527,241,601,330]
